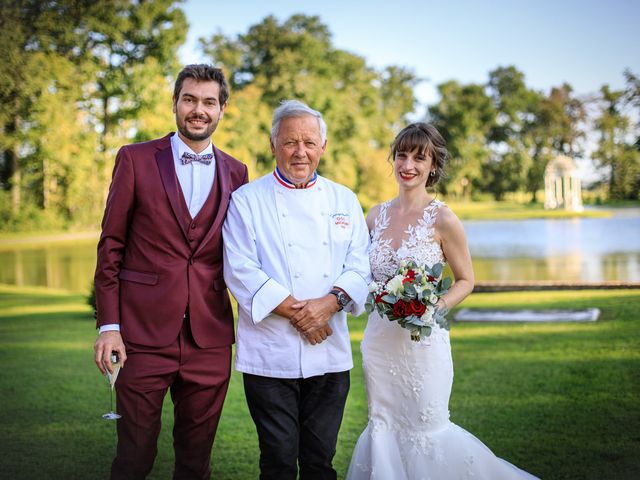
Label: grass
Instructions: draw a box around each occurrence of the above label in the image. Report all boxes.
[445,200,612,220]
[1,285,639,479]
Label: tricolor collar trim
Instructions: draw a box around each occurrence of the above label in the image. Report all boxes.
[273,167,318,189]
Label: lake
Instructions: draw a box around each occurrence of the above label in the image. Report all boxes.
[1,209,639,293]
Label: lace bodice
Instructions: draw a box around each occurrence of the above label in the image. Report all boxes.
[369,199,446,283]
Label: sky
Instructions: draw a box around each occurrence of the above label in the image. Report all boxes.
[179,0,639,179]
[180,0,639,105]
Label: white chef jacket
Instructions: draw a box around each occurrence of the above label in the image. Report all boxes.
[222,172,371,379]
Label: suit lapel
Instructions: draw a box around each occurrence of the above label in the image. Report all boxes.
[195,144,231,254]
[156,137,189,243]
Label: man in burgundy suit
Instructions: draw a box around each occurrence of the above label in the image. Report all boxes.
[93,64,248,479]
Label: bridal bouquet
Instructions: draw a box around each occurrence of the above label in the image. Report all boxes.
[365,260,452,341]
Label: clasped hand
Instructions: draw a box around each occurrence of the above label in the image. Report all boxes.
[290,295,339,345]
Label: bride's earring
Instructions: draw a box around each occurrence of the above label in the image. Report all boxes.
[430,171,436,176]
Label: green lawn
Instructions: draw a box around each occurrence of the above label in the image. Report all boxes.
[1,285,639,479]
[446,200,611,220]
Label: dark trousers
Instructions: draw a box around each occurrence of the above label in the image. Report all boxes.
[111,320,231,480]
[243,371,350,480]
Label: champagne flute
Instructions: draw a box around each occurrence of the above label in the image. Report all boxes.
[102,352,121,420]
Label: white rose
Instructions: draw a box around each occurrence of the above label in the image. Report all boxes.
[421,307,435,326]
[368,281,380,293]
[429,293,438,304]
[386,274,405,295]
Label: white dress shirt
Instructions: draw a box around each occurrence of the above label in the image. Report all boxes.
[222,173,372,379]
[171,133,216,218]
[99,133,216,334]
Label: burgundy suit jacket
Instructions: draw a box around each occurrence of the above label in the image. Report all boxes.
[94,133,248,348]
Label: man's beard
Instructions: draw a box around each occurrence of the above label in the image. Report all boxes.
[177,115,217,141]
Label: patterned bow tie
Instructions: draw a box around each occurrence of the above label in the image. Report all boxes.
[181,152,213,165]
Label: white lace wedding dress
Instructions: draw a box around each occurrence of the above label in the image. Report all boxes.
[346,200,538,480]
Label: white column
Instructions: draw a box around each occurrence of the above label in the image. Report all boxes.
[555,177,563,208]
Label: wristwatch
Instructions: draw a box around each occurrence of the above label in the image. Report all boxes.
[329,289,350,311]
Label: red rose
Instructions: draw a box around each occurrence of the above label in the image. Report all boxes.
[392,300,410,317]
[402,269,416,285]
[427,275,435,282]
[375,291,387,304]
[409,299,426,316]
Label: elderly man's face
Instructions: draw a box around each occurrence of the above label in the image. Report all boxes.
[271,115,326,186]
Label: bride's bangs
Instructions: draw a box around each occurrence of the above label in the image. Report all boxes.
[394,128,433,158]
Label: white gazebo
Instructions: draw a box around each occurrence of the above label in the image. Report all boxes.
[544,155,583,211]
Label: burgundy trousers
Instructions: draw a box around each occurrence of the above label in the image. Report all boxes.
[111,320,231,480]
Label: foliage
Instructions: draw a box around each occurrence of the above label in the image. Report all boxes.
[366,260,451,341]
[200,14,418,208]
[428,67,591,202]
[0,0,186,230]
[1,285,639,479]
[592,79,640,200]
[0,6,637,232]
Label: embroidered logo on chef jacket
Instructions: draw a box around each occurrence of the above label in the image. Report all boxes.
[330,213,351,230]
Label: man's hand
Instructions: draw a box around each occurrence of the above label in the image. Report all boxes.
[273,295,307,319]
[94,331,127,374]
[290,295,339,334]
[303,324,333,345]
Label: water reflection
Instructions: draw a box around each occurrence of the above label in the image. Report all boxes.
[464,210,640,283]
[0,210,639,292]
[0,240,97,293]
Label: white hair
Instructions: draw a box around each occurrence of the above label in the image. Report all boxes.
[270,100,327,144]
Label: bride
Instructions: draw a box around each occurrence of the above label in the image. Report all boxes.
[346,123,539,480]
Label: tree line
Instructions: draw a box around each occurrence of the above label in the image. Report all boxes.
[1,1,638,231]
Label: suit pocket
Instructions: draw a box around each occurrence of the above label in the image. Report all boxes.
[213,276,227,291]
[119,268,158,285]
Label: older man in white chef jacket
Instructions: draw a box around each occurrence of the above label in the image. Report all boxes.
[222,100,371,480]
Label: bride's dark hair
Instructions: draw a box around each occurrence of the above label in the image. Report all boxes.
[389,123,448,187]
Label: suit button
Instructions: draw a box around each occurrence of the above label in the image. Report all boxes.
[191,224,196,229]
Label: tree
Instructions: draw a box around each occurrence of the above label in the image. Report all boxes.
[486,66,542,201]
[200,14,418,208]
[592,82,639,200]
[0,0,94,225]
[0,0,187,229]
[428,81,496,198]
[79,0,187,201]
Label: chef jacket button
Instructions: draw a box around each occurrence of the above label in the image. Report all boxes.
[294,272,301,278]
[323,273,329,278]
[323,240,328,246]
[288,242,292,247]
[282,212,287,217]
